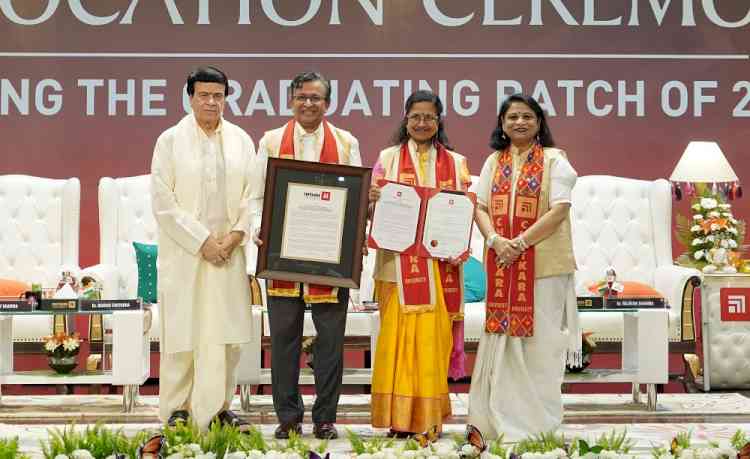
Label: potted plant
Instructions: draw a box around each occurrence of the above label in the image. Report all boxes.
[43,332,81,374]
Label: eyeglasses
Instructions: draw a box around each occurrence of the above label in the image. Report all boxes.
[406,113,439,124]
[504,113,537,122]
[195,92,225,102]
[292,94,325,104]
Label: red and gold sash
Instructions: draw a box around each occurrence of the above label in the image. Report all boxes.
[484,144,544,336]
[267,120,340,303]
[395,142,463,318]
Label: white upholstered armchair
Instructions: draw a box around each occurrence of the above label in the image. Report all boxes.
[83,175,160,342]
[571,176,701,343]
[0,175,81,342]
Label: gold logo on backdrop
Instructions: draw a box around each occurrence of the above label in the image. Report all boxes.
[516,196,537,219]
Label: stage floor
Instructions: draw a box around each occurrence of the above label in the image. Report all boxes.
[2,393,750,457]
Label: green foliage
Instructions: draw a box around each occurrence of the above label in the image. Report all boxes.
[593,429,634,453]
[487,433,509,458]
[0,437,29,459]
[39,423,141,459]
[513,431,568,455]
[345,429,394,455]
[402,438,420,451]
[162,421,203,454]
[237,426,269,454]
[731,429,750,451]
[284,430,312,457]
[200,421,243,459]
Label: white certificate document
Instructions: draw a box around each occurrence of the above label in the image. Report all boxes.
[370,182,421,252]
[281,183,348,264]
[422,192,475,259]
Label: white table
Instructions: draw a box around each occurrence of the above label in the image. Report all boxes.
[564,309,669,411]
[0,309,150,412]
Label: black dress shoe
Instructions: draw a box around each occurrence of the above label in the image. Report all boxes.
[167,410,190,427]
[386,428,413,439]
[274,422,302,439]
[214,410,251,432]
[313,422,338,440]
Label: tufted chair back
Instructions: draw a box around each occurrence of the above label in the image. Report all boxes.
[570,176,672,294]
[98,175,158,299]
[0,175,80,340]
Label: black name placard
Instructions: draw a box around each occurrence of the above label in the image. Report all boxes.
[79,299,142,312]
[38,299,78,311]
[0,300,34,313]
[577,296,666,310]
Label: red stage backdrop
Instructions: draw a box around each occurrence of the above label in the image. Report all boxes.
[1,1,749,267]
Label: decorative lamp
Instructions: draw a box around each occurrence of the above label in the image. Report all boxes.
[671,141,744,273]
[669,141,741,200]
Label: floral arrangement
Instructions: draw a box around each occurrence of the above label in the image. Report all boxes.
[5,422,745,459]
[676,187,746,273]
[43,332,81,358]
[650,429,749,459]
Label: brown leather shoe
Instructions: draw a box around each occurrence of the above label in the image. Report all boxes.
[274,422,302,439]
[313,422,338,440]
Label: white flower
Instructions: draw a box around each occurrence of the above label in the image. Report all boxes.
[225,452,247,459]
[196,454,216,459]
[701,197,718,209]
[692,238,704,246]
[166,454,184,459]
[45,340,59,352]
[71,450,94,459]
[692,203,702,211]
[730,217,738,224]
[357,454,373,459]
[721,239,729,248]
[722,212,732,217]
[246,451,264,459]
[63,337,79,352]
[719,203,731,210]
[709,211,721,218]
[461,444,479,457]
[694,214,704,221]
[729,227,739,235]
[691,225,702,232]
[729,239,738,248]
[372,452,385,459]
[694,250,705,260]
[710,223,720,231]
[187,444,203,455]
[401,451,417,458]
[707,235,716,243]
[54,455,70,459]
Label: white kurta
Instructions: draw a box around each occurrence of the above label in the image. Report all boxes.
[151,114,255,354]
[468,150,578,441]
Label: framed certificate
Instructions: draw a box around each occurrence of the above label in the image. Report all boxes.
[256,158,372,289]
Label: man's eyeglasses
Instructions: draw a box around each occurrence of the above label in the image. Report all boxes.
[292,94,325,104]
[406,113,439,124]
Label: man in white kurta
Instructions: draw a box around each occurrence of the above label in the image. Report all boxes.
[151,66,254,431]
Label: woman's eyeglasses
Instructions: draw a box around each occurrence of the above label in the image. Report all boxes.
[406,113,439,124]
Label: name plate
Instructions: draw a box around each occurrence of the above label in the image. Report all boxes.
[0,300,34,313]
[577,296,666,310]
[606,297,666,309]
[38,299,78,311]
[79,299,142,312]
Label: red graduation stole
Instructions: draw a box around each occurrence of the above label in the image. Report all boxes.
[484,144,544,336]
[395,142,463,318]
[267,120,340,303]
